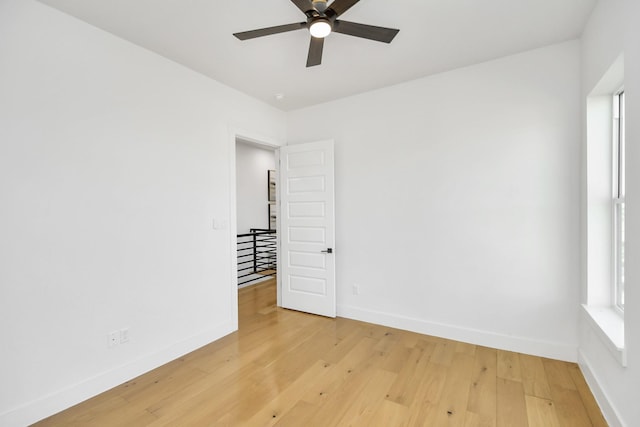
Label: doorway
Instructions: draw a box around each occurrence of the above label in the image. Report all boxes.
[229,132,282,330]
[235,139,278,288]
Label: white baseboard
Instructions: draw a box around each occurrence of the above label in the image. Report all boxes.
[1,321,235,427]
[337,304,577,362]
[578,350,625,427]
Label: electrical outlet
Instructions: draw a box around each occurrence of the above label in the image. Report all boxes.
[108,331,119,348]
[120,328,130,344]
[353,284,359,295]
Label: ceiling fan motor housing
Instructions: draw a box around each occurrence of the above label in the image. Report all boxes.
[312,0,328,13]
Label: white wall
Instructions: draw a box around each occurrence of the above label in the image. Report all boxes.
[0,1,285,425]
[579,1,640,425]
[235,141,276,234]
[287,41,582,362]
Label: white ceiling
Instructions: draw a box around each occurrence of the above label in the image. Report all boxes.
[38,0,596,111]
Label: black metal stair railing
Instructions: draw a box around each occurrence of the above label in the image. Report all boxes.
[237,228,277,286]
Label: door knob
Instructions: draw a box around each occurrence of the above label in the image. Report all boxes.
[321,248,333,254]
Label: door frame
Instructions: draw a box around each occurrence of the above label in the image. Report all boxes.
[228,127,284,330]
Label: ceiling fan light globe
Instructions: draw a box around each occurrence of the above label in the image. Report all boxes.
[309,20,332,38]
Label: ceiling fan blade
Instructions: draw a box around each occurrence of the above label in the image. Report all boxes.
[333,20,399,43]
[325,0,360,18]
[306,36,324,67]
[290,0,319,17]
[233,22,307,40]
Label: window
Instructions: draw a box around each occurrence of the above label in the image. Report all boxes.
[613,90,625,311]
[584,56,625,365]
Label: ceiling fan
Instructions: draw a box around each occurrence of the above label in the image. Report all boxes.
[233,0,400,67]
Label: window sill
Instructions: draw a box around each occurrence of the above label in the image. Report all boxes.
[582,304,626,367]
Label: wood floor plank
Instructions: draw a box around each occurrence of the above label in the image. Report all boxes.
[266,335,382,427]
[272,400,318,427]
[331,368,397,426]
[406,361,448,426]
[374,328,418,374]
[542,358,577,391]
[430,338,457,367]
[466,346,497,419]
[497,350,522,382]
[145,363,270,425]
[396,329,422,349]
[520,353,552,400]
[234,359,332,427]
[455,341,477,356]
[385,343,435,406]
[189,323,336,425]
[548,386,594,427]
[381,343,413,374]
[366,399,410,427]
[298,336,380,407]
[35,395,157,427]
[464,410,496,427]
[320,320,368,364]
[525,395,561,427]
[303,345,393,425]
[118,365,212,417]
[567,363,609,427]
[33,279,607,427]
[545,361,594,427]
[497,378,529,427]
[429,352,476,427]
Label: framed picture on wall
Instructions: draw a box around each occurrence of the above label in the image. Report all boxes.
[268,170,276,202]
[268,203,276,230]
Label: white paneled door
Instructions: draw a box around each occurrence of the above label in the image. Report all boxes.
[279,140,336,318]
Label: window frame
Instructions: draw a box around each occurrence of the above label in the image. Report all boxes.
[612,89,625,313]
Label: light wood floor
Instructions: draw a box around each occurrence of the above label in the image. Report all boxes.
[35,279,607,426]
